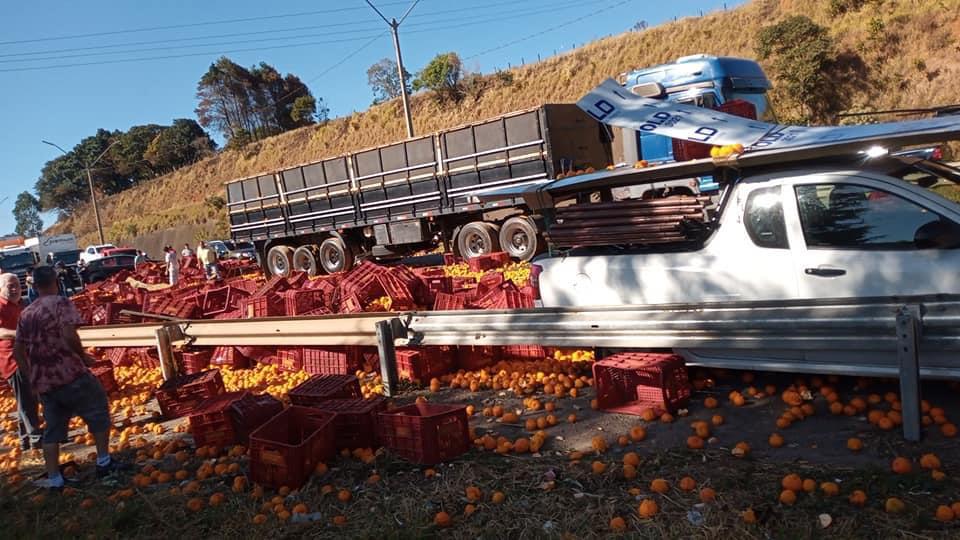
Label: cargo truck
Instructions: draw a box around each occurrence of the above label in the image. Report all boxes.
[225,55,771,276]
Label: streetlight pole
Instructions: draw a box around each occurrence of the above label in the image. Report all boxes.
[43,139,118,244]
[366,0,418,138]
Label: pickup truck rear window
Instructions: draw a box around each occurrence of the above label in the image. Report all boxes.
[745,186,788,249]
[794,184,958,250]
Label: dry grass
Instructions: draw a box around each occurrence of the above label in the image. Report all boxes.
[50,0,960,246]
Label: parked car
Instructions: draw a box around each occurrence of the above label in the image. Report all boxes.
[101,247,138,258]
[79,244,116,265]
[80,254,136,284]
[208,240,257,260]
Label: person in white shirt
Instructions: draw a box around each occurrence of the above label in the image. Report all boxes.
[181,244,194,258]
[164,246,179,286]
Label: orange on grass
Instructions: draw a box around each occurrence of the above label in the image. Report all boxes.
[779,490,797,505]
[679,477,696,492]
[186,498,204,512]
[623,452,641,467]
[741,509,757,524]
[782,474,802,492]
[885,497,906,513]
[768,433,785,448]
[848,490,867,506]
[629,426,647,442]
[699,487,716,503]
[638,499,658,518]
[687,436,705,449]
[610,516,627,532]
[891,457,912,474]
[650,479,669,494]
[337,489,352,502]
[704,397,719,409]
[920,453,941,470]
[591,461,608,475]
[935,505,955,522]
[434,511,452,527]
[820,482,840,497]
[491,491,506,504]
[465,486,482,502]
[623,464,638,480]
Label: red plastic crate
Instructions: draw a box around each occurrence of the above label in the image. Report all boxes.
[592,352,692,415]
[211,346,251,369]
[189,391,248,448]
[378,402,470,464]
[240,294,285,318]
[442,253,460,266]
[278,348,303,372]
[310,397,387,450]
[90,363,117,393]
[467,252,510,273]
[249,406,336,489]
[90,303,141,325]
[104,347,132,367]
[433,292,466,311]
[288,375,362,407]
[395,347,453,383]
[134,348,161,369]
[285,271,308,290]
[476,272,505,295]
[456,346,500,371]
[251,275,290,298]
[181,350,212,375]
[201,286,250,317]
[338,293,364,314]
[376,274,415,310]
[229,393,285,444]
[159,300,202,320]
[302,347,358,375]
[155,369,225,419]
[282,289,327,316]
[501,345,546,360]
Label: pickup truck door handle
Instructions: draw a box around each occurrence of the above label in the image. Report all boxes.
[804,267,846,277]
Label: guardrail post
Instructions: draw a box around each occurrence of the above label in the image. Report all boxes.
[376,319,399,397]
[896,305,922,442]
[155,326,177,381]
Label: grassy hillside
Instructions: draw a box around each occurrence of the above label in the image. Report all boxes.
[50,0,960,245]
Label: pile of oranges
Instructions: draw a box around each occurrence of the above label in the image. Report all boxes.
[441,358,592,397]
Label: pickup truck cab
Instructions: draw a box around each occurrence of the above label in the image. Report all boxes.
[538,166,960,306]
[79,244,116,265]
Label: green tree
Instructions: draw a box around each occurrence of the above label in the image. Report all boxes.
[412,52,463,103]
[756,16,844,123]
[367,58,411,104]
[144,119,216,173]
[13,191,43,237]
[290,95,318,125]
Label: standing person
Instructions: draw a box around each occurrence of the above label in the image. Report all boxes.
[133,250,147,269]
[25,268,38,305]
[180,243,194,258]
[164,246,179,286]
[0,274,41,451]
[13,266,128,490]
[197,241,220,280]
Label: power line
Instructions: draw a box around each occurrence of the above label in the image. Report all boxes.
[0,2,419,46]
[0,0,607,73]
[0,0,568,61]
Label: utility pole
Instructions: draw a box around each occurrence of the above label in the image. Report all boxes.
[43,139,117,244]
[366,0,418,138]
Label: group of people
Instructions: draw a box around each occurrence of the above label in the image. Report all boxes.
[162,241,221,286]
[1,269,128,491]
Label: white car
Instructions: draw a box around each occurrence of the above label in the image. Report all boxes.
[538,167,960,307]
[79,244,116,266]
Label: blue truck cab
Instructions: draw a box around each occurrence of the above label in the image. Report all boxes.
[617,55,773,193]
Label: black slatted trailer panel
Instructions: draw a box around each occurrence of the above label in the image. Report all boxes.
[280,156,356,233]
[226,174,285,241]
[354,136,441,223]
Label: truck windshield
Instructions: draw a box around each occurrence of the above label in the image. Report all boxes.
[728,91,776,122]
[0,253,35,269]
[51,250,81,265]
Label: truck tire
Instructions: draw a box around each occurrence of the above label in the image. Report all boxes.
[319,237,354,274]
[292,245,321,277]
[456,221,500,259]
[499,216,540,261]
[265,245,295,277]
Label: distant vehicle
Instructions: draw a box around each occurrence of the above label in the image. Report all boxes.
[79,244,116,265]
[25,233,78,264]
[48,248,84,291]
[208,240,257,260]
[79,254,136,284]
[0,246,38,293]
[101,247,138,258]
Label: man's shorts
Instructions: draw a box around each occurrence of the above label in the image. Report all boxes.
[39,372,110,444]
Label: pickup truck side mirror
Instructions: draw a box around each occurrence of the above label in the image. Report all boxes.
[915,219,960,249]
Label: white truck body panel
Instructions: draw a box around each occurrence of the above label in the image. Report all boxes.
[26,234,79,262]
[538,169,960,307]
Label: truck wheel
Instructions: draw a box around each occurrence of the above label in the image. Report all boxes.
[499,216,540,261]
[292,245,321,277]
[265,245,294,277]
[456,221,500,259]
[319,237,354,274]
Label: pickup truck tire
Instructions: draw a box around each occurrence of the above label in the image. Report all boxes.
[266,245,295,277]
[457,221,500,259]
[292,245,321,277]
[499,216,539,261]
[319,237,353,274]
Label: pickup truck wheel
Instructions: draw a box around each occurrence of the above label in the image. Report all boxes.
[457,222,500,259]
[292,245,321,277]
[319,237,354,274]
[265,245,294,277]
[499,216,539,261]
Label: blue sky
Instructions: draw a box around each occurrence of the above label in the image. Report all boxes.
[0,0,738,236]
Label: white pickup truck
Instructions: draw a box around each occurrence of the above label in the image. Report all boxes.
[537,165,960,306]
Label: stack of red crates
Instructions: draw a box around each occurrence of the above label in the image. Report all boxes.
[239,294,285,318]
[90,361,117,393]
[467,252,510,273]
[433,292,466,311]
[249,406,336,489]
[592,352,692,415]
[90,303,140,325]
[378,402,470,464]
[188,391,248,448]
[311,397,387,449]
[288,375,362,407]
[302,347,358,375]
[282,289,327,316]
[211,346,251,369]
[181,350,212,375]
[395,347,453,383]
[155,369,225,418]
